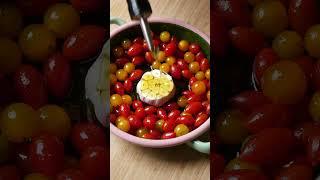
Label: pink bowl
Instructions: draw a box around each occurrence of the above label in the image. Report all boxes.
[110,17,210,148]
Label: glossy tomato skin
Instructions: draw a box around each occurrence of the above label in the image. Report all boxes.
[294,122,320,145]
[123,79,133,92]
[170,64,182,79]
[216,170,268,180]
[56,168,90,180]
[144,106,157,115]
[288,0,319,35]
[43,53,71,99]
[115,58,129,68]
[164,42,177,56]
[253,48,279,85]
[306,135,320,166]
[131,56,144,66]
[113,82,124,95]
[185,102,202,115]
[16,0,59,16]
[129,69,143,81]
[14,65,48,109]
[119,104,130,117]
[0,165,20,180]
[212,13,229,57]
[229,27,266,56]
[163,102,179,112]
[275,163,313,180]
[128,43,144,57]
[161,132,176,139]
[70,123,106,153]
[80,146,108,179]
[29,134,64,176]
[240,128,296,166]
[70,0,104,13]
[229,91,271,114]
[212,153,225,179]
[213,0,251,27]
[63,25,106,61]
[245,104,292,133]
[132,100,143,110]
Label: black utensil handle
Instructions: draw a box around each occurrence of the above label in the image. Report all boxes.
[127,0,152,20]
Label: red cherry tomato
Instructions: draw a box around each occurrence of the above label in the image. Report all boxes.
[195,113,208,127]
[149,129,161,139]
[132,100,143,110]
[189,77,197,87]
[163,102,179,111]
[43,53,71,99]
[185,102,202,115]
[216,170,268,180]
[128,43,144,57]
[294,122,320,145]
[187,94,202,103]
[157,108,167,120]
[167,110,181,120]
[177,59,188,70]
[129,69,143,81]
[123,79,133,92]
[29,134,64,176]
[0,165,20,180]
[161,132,176,139]
[14,65,48,109]
[70,0,104,13]
[200,58,209,71]
[128,115,142,129]
[229,90,271,114]
[176,115,195,126]
[229,26,266,56]
[143,115,157,130]
[16,0,59,16]
[144,106,157,115]
[253,48,279,85]
[240,128,296,166]
[80,146,108,179]
[114,82,125,95]
[275,164,313,180]
[245,104,291,133]
[164,42,177,56]
[170,36,178,44]
[131,56,144,66]
[212,13,229,57]
[182,69,193,79]
[119,104,130,117]
[294,56,314,82]
[145,52,154,64]
[57,168,90,180]
[162,119,176,132]
[189,43,201,54]
[212,153,225,179]
[170,64,182,79]
[213,0,251,27]
[133,37,143,44]
[182,90,195,98]
[135,107,146,120]
[71,123,106,153]
[63,25,106,61]
[196,51,205,62]
[115,58,130,68]
[288,0,319,35]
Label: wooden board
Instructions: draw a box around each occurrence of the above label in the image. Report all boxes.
[110,0,210,179]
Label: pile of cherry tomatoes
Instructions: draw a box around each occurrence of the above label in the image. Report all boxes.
[0,0,107,179]
[213,0,320,179]
[110,31,210,139]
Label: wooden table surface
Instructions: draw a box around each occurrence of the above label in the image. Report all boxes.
[110,0,210,180]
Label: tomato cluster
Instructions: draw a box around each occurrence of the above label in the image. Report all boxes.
[213,0,320,179]
[110,31,210,139]
[0,1,107,179]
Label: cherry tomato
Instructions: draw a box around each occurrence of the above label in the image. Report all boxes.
[305,25,320,58]
[38,105,71,139]
[253,1,288,38]
[128,43,144,57]
[16,0,59,16]
[261,60,307,104]
[164,42,177,56]
[199,58,209,71]
[174,124,189,136]
[195,113,208,128]
[176,115,195,126]
[70,0,104,13]
[245,104,291,133]
[157,108,167,120]
[0,37,22,74]
[167,110,181,120]
[309,92,320,122]
[29,134,64,176]
[272,31,304,59]
[182,69,193,79]
[128,115,142,130]
[44,3,80,38]
[43,53,71,99]
[71,122,106,153]
[115,57,129,68]
[178,40,189,52]
[129,69,143,81]
[56,169,89,180]
[229,91,270,114]
[216,170,268,180]
[145,52,155,64]
[114,82,125,95]
[132,37,143,44]
[177,59,189,70]
[185,52,195,63]
[213,0,250,27]
[0,165,20,180]
[185,102,202,115]
[0,3,23,38]
[312,60,320,90]
[288,0,319,35]
[149,129,161,139]
[110,94,122,107]
[131,56,144,66]
[136,128,148,137]
[230,26,266,56]
[170,64,182,79]
[63,25,106,61]
[225,158,260,172]
[161,132,176,139]
[294,122,320,145]
[163,102,179,112]
[215,110,248,144]
[306,135,320,166]
[123,79,133,92]
[132,100,143,110]
[212,153,225,179]
[116,117,130,132]
[0,103,39,142]
[253,48,279,85]
[191,81,206,95]
[240,128,295,166]
[144,106,157,115]
[19,24,56,62]
[275,164,313,180]
[160,31,170,42]
[195,51,205,62]
[143,115,157,130]
[119,104,130,117]
[189,43,200,54]
[80,146,107,179]
[113,47,125,58]
[162,119,176,132]
[135,107,146,120]
[294,56,314,82]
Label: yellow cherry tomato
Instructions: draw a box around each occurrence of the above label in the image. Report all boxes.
[160,31,170,42]
[110,63,117,74]
[160,63,170,73]
[184,52,195,63]
[116,69,128,81]
[121,95,132,105]
[123,62,135,73]
[174,124,189,137]
[178,40,189,51]
[110,94,122,107]
[166,56,176,65]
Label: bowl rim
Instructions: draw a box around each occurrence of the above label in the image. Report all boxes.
[110,17,210,148]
